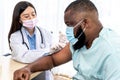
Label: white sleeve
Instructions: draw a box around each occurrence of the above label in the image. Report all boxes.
[10,32,50,63]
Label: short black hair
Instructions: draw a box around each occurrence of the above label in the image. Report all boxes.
[65,0,98,13]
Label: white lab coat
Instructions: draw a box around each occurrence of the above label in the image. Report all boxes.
[10,26,52,63]
[10,26,53,80]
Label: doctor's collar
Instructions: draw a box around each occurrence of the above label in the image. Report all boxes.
[22,26,37,37]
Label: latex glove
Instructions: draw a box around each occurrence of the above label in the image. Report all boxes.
[50,42,65,54]
[50,31,68,54]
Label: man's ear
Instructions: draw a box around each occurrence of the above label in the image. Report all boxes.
[82,18,89,28]
[80,19,87,29]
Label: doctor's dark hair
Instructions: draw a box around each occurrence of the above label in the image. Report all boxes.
[8,1,36,50]
[65,0,98,15]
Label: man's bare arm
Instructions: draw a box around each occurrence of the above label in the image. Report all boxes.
[26,43,72,73]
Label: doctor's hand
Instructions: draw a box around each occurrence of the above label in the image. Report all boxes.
[50,42,65,54]
[13,67,31,80]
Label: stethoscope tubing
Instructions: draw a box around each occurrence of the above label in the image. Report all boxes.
[20,27,44,50]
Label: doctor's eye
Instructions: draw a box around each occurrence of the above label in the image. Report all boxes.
[21,14,30,19]
[32,14,36,17]
[24,16,29,19]
[31,12,36,17]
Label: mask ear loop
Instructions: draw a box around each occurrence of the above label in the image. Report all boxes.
[77,27,86,39]
[73,19,84,37]
[75,18,86,39]
[74,19,84,28]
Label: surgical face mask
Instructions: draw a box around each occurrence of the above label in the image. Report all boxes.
[66,27,78,45]
[66,19,86,50]
[22,18,38,29]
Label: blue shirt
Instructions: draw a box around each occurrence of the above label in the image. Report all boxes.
[70,28,120,80]
[25,29,36,50]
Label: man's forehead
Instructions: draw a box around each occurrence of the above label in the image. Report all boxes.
[64,10,82,25]
[65,11,75,23]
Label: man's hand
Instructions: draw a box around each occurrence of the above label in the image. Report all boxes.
[13,67,31,80]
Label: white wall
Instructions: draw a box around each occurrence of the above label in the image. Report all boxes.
[92,0,120,33]
[0,1,5,55]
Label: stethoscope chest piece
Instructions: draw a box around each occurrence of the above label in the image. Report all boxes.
[40,43,45,48]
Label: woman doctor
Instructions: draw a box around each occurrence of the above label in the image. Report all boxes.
[8,1,53,80]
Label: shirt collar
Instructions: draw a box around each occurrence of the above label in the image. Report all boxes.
[22,26,37,37]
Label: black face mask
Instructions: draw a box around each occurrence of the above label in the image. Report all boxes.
[73,27,86,50]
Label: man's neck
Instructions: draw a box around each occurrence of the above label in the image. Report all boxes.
[86,22,103,49]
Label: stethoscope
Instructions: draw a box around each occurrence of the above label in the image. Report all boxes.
[20,27,45,49]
